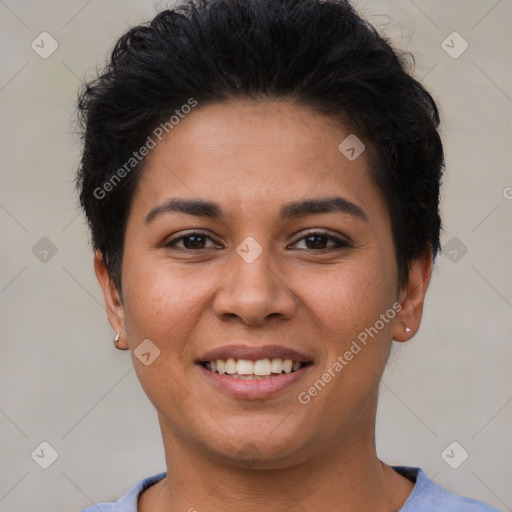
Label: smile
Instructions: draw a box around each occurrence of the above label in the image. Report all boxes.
[196,345,314,399]
[202,358,310,379]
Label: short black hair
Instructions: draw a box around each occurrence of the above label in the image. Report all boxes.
[76,0,444,293]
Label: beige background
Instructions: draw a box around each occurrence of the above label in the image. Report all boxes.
[0,1,511,510]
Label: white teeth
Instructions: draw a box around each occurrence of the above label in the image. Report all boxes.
[225,358,237,374]
[254,359,271,376]
[270,358,283,373]
[236,359,254,375]
[205,357,305,377]
[282,359,293,373]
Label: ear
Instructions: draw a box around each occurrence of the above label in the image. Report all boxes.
[393,250,433,342]
[94,250,129,350]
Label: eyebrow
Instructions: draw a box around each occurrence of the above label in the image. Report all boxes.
[145,198,222,224]
[144,196,368,224]
[279,197,367,221]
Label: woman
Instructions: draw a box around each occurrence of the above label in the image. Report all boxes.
[76,0,499,510]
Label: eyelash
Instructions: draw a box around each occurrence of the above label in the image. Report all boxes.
[165,230,351,252]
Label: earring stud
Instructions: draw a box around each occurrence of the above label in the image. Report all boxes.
[405,327,411,334]
[113,333,121,346]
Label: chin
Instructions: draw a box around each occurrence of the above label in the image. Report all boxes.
[199,416,317,468]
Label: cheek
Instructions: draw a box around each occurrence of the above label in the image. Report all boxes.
[122,256,207,336]
[292,260,396,422]
[297,252,396,344]
[120,255,227,378]
[120,259,204,415]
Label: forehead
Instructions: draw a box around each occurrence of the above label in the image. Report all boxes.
[133,99,387,223]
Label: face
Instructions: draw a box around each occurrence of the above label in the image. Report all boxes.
[97,99,429,469]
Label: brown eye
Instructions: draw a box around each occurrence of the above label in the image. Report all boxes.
[182,234,207,249]
[304,234,329,249]
[166,232,219,250]
[290,232,350,251]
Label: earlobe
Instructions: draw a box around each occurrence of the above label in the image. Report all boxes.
[393,250,433,342]
[94,250,129,350]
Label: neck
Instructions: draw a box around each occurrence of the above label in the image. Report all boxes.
[139,410,414,511]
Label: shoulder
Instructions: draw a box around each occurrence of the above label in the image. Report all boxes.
[394,466,501,512]
[79,472,166,512]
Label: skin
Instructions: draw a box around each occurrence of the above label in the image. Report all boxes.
[95,99,432,511]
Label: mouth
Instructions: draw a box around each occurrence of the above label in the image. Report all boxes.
[196,345,313,399]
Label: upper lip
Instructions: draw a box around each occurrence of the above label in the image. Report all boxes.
[197,344,312,363]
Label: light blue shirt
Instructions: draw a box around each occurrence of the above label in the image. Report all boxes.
[80,466,500,511]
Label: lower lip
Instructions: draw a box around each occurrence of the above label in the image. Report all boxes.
[197,364,311,399]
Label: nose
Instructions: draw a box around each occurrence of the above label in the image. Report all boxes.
[212,247,297,327]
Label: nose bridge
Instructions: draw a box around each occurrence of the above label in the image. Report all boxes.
[213,239,296,325]
[234,245,275,295]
